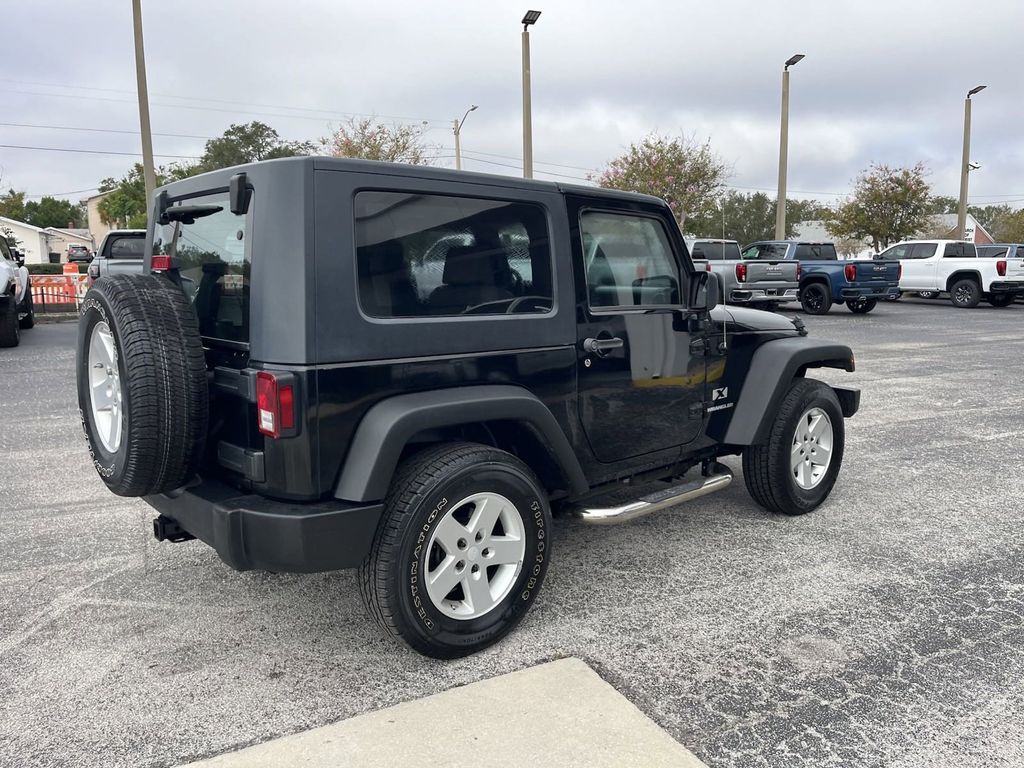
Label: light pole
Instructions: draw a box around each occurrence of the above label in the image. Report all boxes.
[131,0,156,215]
[521,10,541,178]
[453,104,478,171]
[774,53,804,240]
[957,85,987,241]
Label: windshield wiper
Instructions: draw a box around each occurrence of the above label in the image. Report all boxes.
[159,204,223,225]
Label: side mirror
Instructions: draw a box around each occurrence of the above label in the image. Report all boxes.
[690,270,720,313]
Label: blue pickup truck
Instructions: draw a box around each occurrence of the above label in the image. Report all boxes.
[741,241,901,315]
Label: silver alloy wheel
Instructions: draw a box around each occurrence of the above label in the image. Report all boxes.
[424,492,526,620]
[88,321,123,453]
[790,407,833,490]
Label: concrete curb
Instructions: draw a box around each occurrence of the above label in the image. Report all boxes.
[180,657,708,768]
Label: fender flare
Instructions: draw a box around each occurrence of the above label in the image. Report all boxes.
[945,270,982,292]
[15,266,29,304]
[723,336,856,446]
[334,385,588,502]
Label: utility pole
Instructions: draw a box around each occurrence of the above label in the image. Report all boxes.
[775,54,804,240]
[132,0,156,214]
[452,105,477,171]
[957,85,987,240]
[521,11,541,178]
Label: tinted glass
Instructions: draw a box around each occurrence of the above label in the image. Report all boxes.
[354,191,553,318]
[978,245,1008,258]
[153,193,250,342]
[742,243,788,260]
[691,241,739,261]
[795,243,837,260]
[108,236,146,259]
[581,211,679,308]
[943,242,976,258]
[909,243,936,259]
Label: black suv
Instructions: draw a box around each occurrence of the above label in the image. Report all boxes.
[76,158,859,658]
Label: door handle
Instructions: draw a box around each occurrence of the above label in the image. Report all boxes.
[583,337,624,357]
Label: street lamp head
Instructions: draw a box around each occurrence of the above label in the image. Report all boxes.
[968,161,981,171]
[469,104,478,112]
[784,53,805,69]
[967,84,987,97]
[522,10,541,27]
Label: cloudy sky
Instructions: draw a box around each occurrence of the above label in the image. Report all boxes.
[3,0,1022,210]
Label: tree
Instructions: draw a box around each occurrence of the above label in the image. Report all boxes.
[826,163,933,252]
[0,189,26,221]
[23,196,85,229]
[322,117,437,165]
[988,207,1024,242]
[97,164,164,228]
[689,191,830,244]
[193,121,312,174]
[594,133,729,224]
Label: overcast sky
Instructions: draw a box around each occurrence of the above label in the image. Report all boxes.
[3,0,1022,210]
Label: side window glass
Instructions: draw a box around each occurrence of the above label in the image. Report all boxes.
[580,211,679,308]
[354,191,553,318]
[887,244,909,259]
[943,243,962,258]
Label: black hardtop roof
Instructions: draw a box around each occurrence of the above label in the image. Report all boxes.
[156,155,668,207]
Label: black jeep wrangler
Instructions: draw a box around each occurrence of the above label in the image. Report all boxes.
[76,158,859,658]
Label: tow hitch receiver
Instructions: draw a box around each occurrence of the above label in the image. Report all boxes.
[152,514,196,543]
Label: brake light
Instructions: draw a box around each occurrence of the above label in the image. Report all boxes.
[256,372,295,438]
[87,262,99,279]
[151,254,172,272]
[796,262,802,280]
[705,261,712,272]
[997,259,1007,277]
[844,263,856,282]
[735,263,747,282]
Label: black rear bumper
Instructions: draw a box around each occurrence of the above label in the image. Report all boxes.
[144,480,382,573]
[841,285,900,300]
[989,281,1024,294]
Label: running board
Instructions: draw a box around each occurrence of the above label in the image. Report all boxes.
[575,464,733,525]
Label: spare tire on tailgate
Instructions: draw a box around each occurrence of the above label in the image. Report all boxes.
[77,274,208,497]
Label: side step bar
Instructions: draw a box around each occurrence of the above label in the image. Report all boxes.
[575,464,733,525]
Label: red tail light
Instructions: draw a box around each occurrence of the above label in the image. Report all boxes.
[705,261,712,272]
[735,263,747,282]
[256,372,295,438]
[151,254,172,272]
[844,263,856,282]
[997,259,1007,277]
[796,262,802,280]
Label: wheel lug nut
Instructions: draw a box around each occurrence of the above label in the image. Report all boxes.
[456,560,465,571]
[457,538,467,550]
[471,564,480,574]
[475,531,483,542]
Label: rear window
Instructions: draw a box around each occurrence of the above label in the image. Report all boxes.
[107,236,145,259]
[978,245,1008,258]
[943,242,977,258]
[742,243,788,260]
[354,191,553,318]
[153,193,250,343]
[691,241,740,261]
[794,243,837,260]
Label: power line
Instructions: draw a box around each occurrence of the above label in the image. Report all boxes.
[0,121,216,141]
[0,143,199,159]
[24,187,99,199]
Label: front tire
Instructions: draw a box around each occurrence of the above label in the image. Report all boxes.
[847,298,877,314]
[949,279,981,308]
[800,283,832,315]
[359,443,552,658]
[742,378,845,516]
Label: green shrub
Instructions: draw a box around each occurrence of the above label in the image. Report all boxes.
[27,263,75,275]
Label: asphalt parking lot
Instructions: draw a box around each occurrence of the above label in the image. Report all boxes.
[2,299,1023,768]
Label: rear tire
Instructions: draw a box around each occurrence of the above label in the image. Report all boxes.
[917,291,940,300]
[742,378,845,516]
[76,274,208,496]
[18,288,34,329]
[847,298,877,314]
[800,283,832,315]
[359,443,551,658]
[987,293,1014,307]
[949,279,981,308]
[0,293,20,347]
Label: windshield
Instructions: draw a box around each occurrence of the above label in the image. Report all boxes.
[691,241,740,261]
[153,193,250,343]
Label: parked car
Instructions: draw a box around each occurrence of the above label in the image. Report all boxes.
[67,243,93,263]
[0,237,34,346]
[875,240,1024,308]
[76,158,860,658]
[686,237,799,310]
[87,230,146,285]
[742,240,901,315]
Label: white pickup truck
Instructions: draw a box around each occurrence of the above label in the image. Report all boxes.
[0,237,34,347]
[876,239,1024,308]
